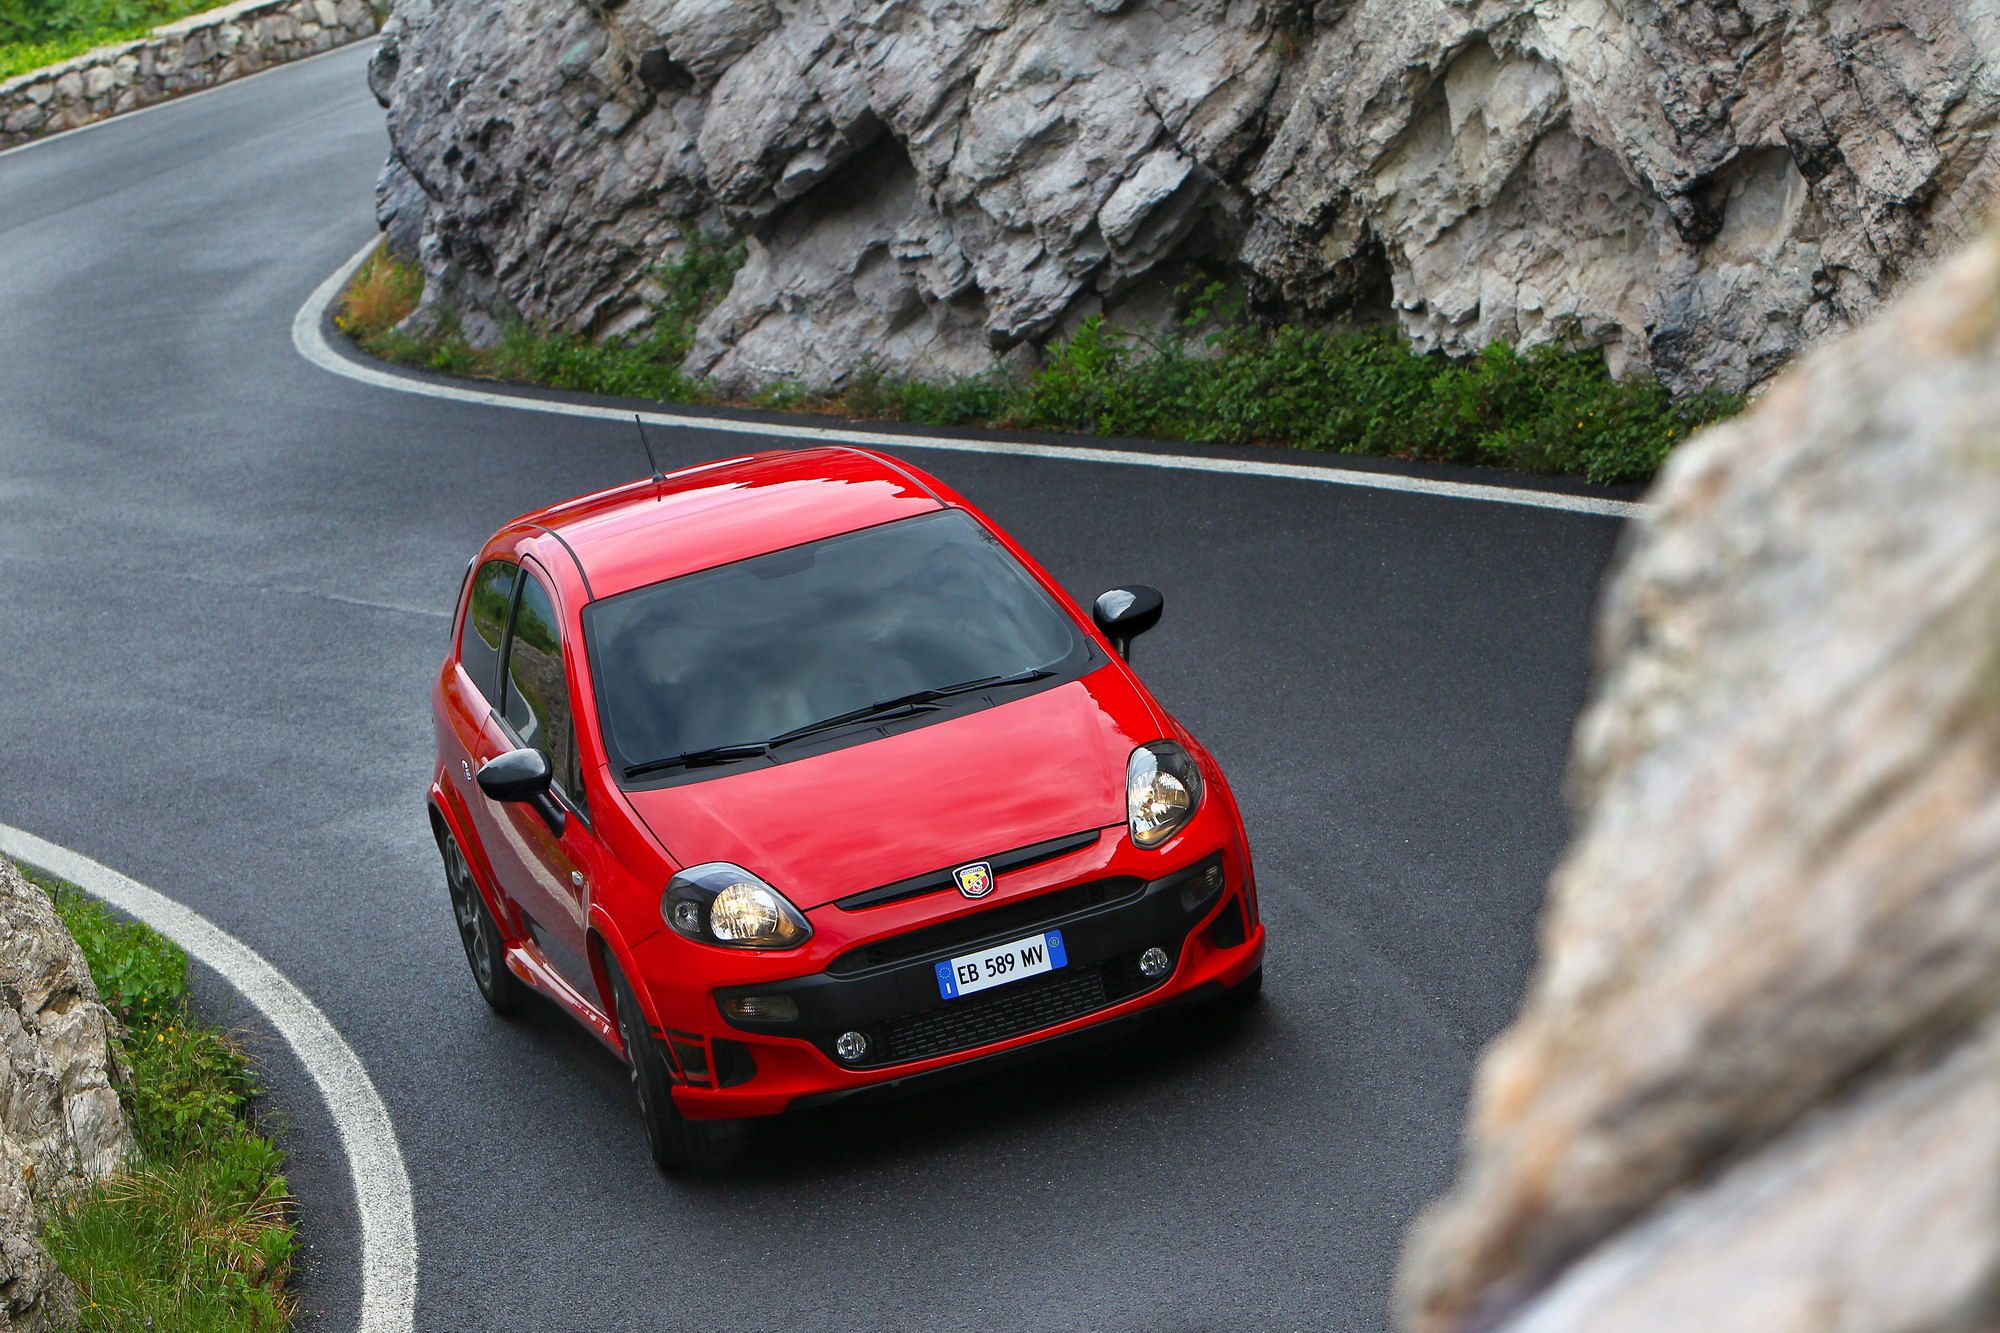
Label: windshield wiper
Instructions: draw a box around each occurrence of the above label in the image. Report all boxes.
[765,668,1058,749]
[624,669,1060,776]
[918,666,1057,702]
[624,741,772,780]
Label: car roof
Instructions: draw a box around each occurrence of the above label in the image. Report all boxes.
[516,446,946,600]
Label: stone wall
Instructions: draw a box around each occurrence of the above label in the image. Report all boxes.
[1395,220,2000,1331]
[0,859,131,1331]
[0,0,379,151]
[369,0,2000,398]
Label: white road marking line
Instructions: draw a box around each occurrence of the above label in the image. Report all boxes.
[0,37,378,163]
[294,238,1648,520]
[0,824,417,1333]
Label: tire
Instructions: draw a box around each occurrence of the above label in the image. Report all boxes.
[607,963,742,1175]
[440,828,527,1016]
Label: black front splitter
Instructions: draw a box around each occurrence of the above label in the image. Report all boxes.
[785,978,1230,1114]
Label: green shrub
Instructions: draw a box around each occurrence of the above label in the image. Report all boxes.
[334,245,423,343]
[350,231,744,409]
[0,0,218,79]
[952,316,1729,483]
[749,380,814,411]
[37,875,186,1027]
[20,864,295,1332]
[649,230,747,361]
[341,245,1739,485]
[120,1015,262,1160]
[889,374,1013,427]
[1006,315,1135,431]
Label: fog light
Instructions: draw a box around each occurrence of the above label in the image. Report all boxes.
[721,994,799,1023]
[834,1030,869,1062]
[1139,946,1171,979]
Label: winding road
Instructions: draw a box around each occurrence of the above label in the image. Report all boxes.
[0,41,1628,1331]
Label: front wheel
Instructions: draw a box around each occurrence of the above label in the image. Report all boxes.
[440,828,526,1016]
[608,963,742,1175]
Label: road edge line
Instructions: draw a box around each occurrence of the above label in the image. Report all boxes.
[0,823,418,1333]
[293,237,1647,521]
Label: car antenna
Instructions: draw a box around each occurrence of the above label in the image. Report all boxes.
[631,413,665,499]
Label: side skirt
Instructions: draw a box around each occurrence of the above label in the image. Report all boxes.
[505,939,621,1054]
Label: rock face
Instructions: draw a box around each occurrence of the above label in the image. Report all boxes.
[0,860,132,1331]
[370,0,2000,396]
[1395,222,2000,1331]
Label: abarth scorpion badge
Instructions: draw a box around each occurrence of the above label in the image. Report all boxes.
[953,861,995,899]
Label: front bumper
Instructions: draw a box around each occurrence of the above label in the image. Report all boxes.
[626,823,1265,1119]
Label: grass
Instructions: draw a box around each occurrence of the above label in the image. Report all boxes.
[0,0,219,81]
[341,243,1741,486]
[339,233,744,406]
[17,862,295,1332]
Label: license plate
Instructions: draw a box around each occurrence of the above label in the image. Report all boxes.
[935,930,1067,1000]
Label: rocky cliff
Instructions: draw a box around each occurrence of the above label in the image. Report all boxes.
[1395,223,2000,1330]
[370,0,2000,397]
[0,860,130,1331]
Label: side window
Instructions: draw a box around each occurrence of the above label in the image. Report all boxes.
[460,560,518,699]
[502,569,577,803]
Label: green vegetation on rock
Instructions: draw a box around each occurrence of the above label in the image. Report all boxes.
[0,0,217,80]
[341,244,1738,486]
[339,234,745,405]
[20,864,295,1332]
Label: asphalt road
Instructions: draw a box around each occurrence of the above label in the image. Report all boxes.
[0,42,1627,1331]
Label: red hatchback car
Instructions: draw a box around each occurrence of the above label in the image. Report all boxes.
[427,446,1266,1170]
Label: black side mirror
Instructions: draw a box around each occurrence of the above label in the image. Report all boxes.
[477,747,565,834]
[1093,586,1164,660]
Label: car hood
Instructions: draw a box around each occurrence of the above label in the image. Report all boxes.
[620,670,1159,911]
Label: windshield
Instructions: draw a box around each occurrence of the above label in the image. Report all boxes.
[584,510,1089,778]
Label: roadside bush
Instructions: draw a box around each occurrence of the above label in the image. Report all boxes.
[339,250,1739,485]
[0,0,216,79]
[649,230,747,361]
[349,232,743,408]
[49,881,186,1025]
[891,374,1015,426]
[333,245,422,343]
[23,865,296,1332]
[977,316,1737,484]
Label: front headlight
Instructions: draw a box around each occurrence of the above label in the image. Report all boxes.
[662,863,812,949]
[1127,741,1204,848]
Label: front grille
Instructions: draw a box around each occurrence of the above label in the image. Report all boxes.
[828,877,1143,975]
[884,966,1110,1063]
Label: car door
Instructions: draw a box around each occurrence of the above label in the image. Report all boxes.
[449,557,525,894]
[480,557,601,991]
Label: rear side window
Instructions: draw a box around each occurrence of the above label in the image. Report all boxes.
[460,560,518,699]
[502,569,578,802]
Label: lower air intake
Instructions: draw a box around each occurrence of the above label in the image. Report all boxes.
[884,966,1109,1063]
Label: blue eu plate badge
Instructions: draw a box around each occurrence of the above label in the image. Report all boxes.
[935,929,1068,1000]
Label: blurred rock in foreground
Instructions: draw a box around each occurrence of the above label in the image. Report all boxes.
[1397,223,2000,1331]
